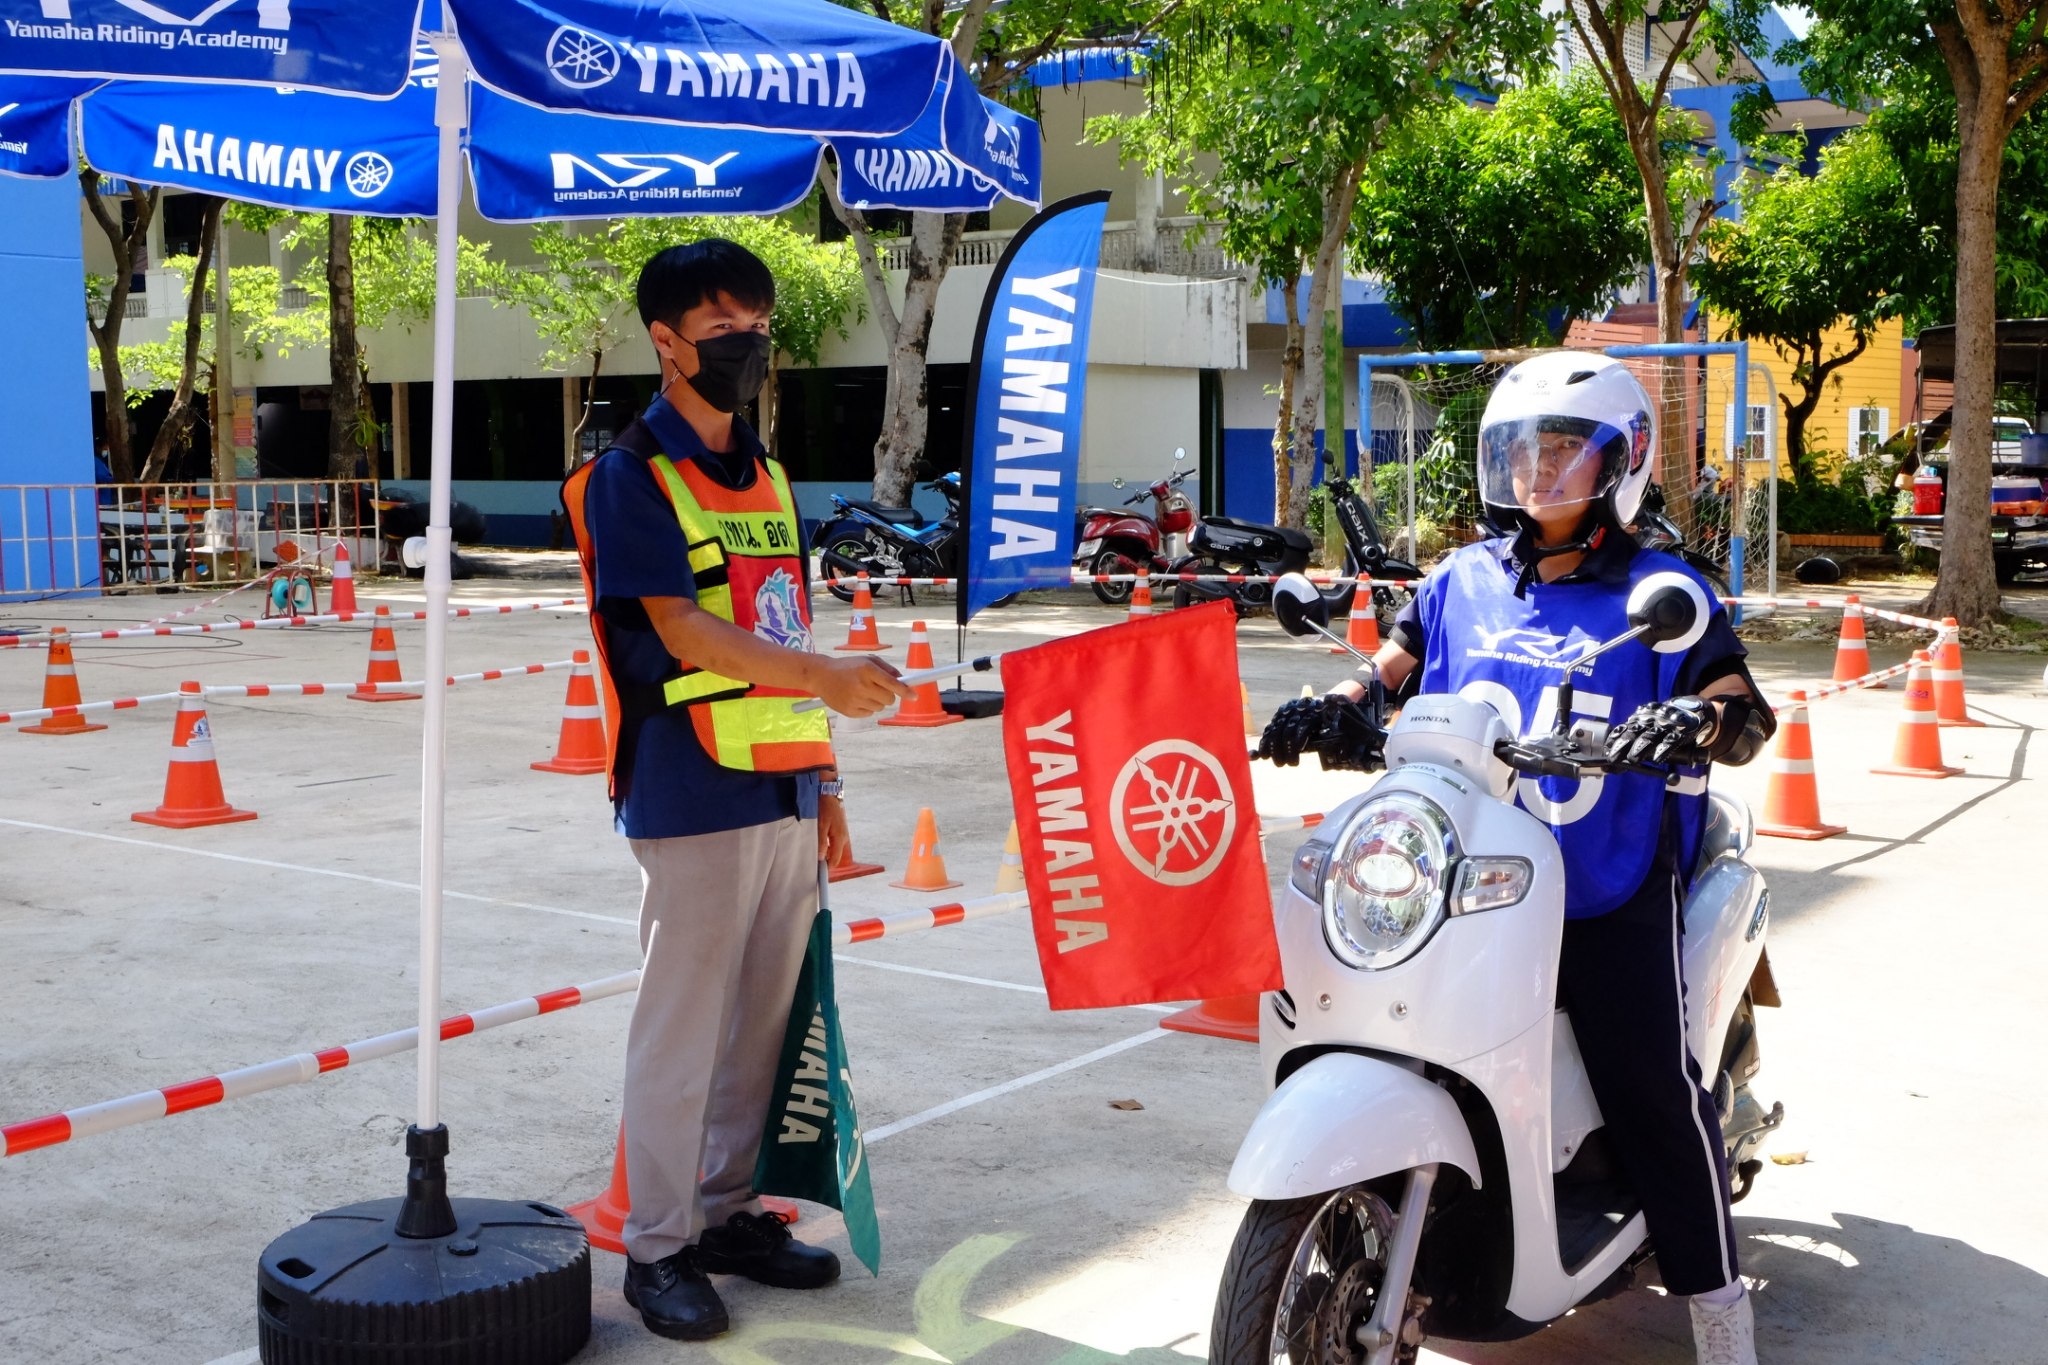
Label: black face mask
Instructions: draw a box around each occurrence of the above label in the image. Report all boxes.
[679,332,772,413]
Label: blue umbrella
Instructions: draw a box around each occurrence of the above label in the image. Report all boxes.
[61,47,1039,217]
[0,73,95,178]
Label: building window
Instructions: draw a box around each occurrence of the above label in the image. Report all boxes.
[1849,406,1889,458]
[1724,402,1775,469]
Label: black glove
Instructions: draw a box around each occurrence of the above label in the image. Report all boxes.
[1258,697,1324,767]
[1607,696,1714,765]
[1317,695,1387,771]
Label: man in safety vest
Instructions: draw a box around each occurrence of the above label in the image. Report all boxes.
[562,239,913,1342]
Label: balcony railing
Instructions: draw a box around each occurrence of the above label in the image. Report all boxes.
[877,216,1242,278]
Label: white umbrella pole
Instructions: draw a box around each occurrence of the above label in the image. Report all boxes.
[417,31,468,1133]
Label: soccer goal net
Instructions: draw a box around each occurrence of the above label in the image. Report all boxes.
[1358,344,1778,599]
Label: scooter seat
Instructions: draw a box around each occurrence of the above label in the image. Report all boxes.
[846,499,924,528]
[1204,517,1315,555]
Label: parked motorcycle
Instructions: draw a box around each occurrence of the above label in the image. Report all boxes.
[1170,471,1422,622]
[1073,450,1196,605]
[1211,573,1783,1365]
[812,471,1013,606]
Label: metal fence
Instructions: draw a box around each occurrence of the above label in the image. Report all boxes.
[0,479,382,601]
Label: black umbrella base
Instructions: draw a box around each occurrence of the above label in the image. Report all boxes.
[940,688,1005,719]
[257,1128,589,1364]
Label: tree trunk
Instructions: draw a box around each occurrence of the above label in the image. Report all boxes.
[870,211,967,505]
[568,350,605,468]
[1287,165,1367,530]
[1931,114,2007,625]
[137,197,224,484]
[81,176,157,483]
[761,349,782,456]
[327,213,365,478]
[1275,274,1304,526]
[1653,259,1694,532]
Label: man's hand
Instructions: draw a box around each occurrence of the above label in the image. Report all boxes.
[812,656,917,718]
[1318,696,1386,771]
[1607,696,1714,765]
[818,794,851,867]
[1258,698,1325,767]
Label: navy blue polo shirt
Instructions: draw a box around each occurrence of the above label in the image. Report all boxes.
[580,396,819,840]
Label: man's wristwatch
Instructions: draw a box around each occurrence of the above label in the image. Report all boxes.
[819,779,845,799]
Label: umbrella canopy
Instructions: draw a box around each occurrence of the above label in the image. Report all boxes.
[0,73,95,177]
[57,44,1039,216]
[0,0,422,94]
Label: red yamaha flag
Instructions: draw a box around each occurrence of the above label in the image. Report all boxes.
[1000,601,1282,1010]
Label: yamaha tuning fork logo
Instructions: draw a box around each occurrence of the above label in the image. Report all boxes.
[544,24,620,89]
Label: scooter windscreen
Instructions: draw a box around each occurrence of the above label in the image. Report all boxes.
[1477,416,1625,517]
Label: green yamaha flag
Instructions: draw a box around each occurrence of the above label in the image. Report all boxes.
[755,874,880,1275]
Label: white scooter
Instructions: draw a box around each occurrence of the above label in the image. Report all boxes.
[1211,573,1784,1365]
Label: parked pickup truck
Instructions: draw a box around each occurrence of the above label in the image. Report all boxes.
[1896,418,2048,582]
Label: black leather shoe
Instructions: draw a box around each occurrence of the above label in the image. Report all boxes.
[696,1210,841,1289]
[623,1249,729,1340]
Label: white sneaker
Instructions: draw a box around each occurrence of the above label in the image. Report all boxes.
[1689,1285,1757,1365]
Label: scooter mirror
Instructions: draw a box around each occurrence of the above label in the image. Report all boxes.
[1271,572,1331,639]
[1626,571,1711,654]
[1112,477,1126,489]
[1173,447,1187,462]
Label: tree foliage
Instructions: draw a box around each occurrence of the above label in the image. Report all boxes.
[1092,0,1553,525]
[1351,71,1651,351]
[1692,128,1925,482]
[507,216,862,462]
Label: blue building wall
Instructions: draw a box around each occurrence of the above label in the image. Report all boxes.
[0,175,98,600]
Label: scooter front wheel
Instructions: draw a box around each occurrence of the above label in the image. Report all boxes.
[1209,1183,1416,1365]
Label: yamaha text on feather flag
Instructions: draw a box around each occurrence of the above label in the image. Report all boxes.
[755,900,880,1275]
[0,0,420,93]
[999,602,1283,1010]
[958,190,1110,623]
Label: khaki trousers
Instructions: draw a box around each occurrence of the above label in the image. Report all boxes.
[622,816,818,1263]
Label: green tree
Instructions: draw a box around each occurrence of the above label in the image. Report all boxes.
[828,0,1147,506]
[1794,0,2048,626]
[1094,0,1553,527]
[1691,129,1924,483]
[508,217,862,469]
[1558,0,1773,529]
[1352,71,1652,351]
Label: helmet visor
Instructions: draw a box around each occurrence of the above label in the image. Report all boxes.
[1478,417,1621,517]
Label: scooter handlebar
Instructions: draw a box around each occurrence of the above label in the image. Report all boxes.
[1490,737,1682,785]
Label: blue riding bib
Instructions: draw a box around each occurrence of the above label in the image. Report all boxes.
[1411,541,1717,917]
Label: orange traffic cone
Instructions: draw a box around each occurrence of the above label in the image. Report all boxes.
[19,627,107,735]
[349,605,416,703]
[1931,621,1984,727]
[532,651,608,774]
[1872,651,1960,778]
[1161,994,1261,1043]
[568,1124,797,1256]
[1755,691,1846,839]
[834,573,889,652]
[994,819,1025,894]
[1832,595,1881,686]
[889,807,962,891]
[1332,596,1381,655]
[132,682,257,828]
[328,541,358,616]
[1241,682,1258,737]
[1127,571,1154,620]
[878,621,962,728]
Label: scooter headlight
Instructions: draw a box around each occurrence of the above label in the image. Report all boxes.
[1321,793,1453,970]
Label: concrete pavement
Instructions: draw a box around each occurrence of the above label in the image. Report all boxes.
[0,582,2043,1364]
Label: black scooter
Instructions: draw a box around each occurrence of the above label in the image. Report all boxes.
[1169,473,1423,622]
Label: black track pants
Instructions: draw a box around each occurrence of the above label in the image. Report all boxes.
[1558,874,1740,1297]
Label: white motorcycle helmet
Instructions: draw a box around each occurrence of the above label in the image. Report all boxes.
[1476,353,1657,537]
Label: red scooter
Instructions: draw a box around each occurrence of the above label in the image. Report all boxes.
[1073,450,1196,605]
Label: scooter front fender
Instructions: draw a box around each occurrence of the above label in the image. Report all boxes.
[1227,1052,1480,1201]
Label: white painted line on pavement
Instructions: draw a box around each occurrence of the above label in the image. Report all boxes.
[0,817,635,928]
[201,1348,258,1365]
[834,954,1177,1013]
[866,1027,1172,1144]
